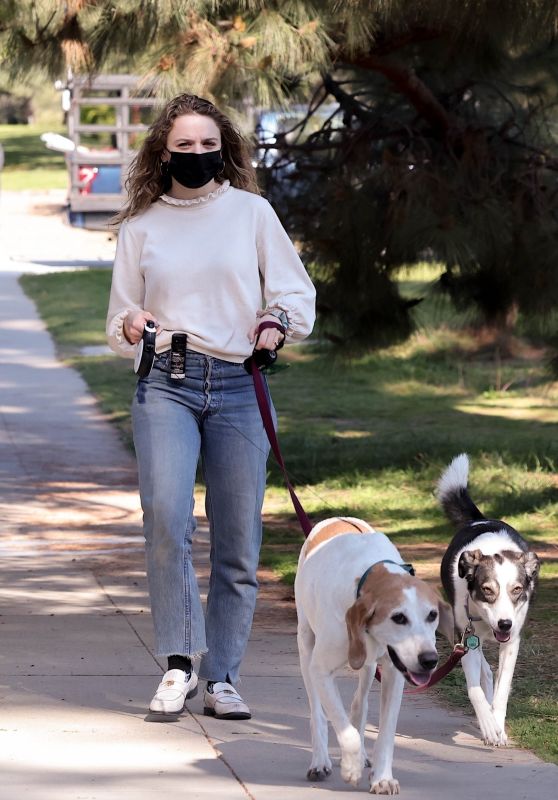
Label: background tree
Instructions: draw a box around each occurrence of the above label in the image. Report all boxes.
[261,47,558,350]
[2,1,558,351]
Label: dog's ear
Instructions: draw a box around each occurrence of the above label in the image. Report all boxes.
[436,597,455,644]
[522,551,540,582]
[345,597,374,671]
[458,549,482,582]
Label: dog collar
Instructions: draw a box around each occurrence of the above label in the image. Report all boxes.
[356,560,415,598]
[465,597,482,623]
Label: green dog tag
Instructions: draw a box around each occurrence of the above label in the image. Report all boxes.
[466,634,480,650]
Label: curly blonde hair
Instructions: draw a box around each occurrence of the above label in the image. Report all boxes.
[114,94,259,223]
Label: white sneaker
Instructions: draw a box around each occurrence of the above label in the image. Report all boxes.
[149,668,198,714]
[203,681,251,720]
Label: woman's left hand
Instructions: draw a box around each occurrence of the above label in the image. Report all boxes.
[248,314,286,351]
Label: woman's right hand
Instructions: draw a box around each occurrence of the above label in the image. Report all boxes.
[123,310,160,344]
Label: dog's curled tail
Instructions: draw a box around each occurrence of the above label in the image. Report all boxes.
[436,454,485,527]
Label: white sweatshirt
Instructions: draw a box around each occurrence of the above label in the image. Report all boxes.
[106,181,316,363]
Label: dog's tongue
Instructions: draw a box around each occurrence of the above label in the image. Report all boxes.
[494,631,511,643]
[408,671,432,687]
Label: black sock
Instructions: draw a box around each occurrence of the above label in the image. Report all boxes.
[167,654,191,675]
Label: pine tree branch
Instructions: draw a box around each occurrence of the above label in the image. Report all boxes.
[35,9,58,41]
[323,73,375,123]
[343,54,453,135]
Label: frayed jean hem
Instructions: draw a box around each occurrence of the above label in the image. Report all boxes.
[155,647,209,660]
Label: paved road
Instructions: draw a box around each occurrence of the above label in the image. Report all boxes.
[0,191,556,799]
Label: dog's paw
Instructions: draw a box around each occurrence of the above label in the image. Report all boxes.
[306,751,332,782]
[369,777,400,795]
[483,732,508,747]
[340,752,364,786]
[478,710,506,747]
[306,765,332,782]
[490,711,509,746]
[485,725,508,747]
[339,727,364,785]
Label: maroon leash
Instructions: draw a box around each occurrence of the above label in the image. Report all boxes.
[249,321,313,537]
[250,357,313,537]
[374,643,467,693]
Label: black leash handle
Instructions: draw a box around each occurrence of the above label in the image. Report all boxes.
[134,320,157,378]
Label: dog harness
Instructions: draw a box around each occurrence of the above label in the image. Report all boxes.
[356,560,415,598]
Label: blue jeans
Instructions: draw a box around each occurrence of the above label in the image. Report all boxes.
[131,350,272,684]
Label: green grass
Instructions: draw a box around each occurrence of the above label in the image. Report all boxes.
[19,266,558,763]
[0,123,68,190]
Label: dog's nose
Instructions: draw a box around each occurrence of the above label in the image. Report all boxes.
[498,619,512,632]
[418,651,438,671]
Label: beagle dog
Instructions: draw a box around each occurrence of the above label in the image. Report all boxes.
[438,454,540,746]
[294,517,453,794]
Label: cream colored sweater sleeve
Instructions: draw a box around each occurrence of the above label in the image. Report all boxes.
[256,199,316,343]
[106,220,144,358]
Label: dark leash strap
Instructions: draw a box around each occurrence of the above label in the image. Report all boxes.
[374,644,467,692]
[250,358,313,537]
[249,321,313,537]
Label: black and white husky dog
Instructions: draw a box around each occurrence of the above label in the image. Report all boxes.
[437,454,540,746]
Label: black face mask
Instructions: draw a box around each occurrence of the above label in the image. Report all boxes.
[166,150,224,189]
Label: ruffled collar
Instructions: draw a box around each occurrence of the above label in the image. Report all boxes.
[160,180,230,207]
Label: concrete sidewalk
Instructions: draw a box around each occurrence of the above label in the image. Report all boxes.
[0,191,556,799]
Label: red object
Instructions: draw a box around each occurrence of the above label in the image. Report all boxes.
[78,166,98,194]
[257,319,286,344]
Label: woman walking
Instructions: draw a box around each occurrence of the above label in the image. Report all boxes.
[106,94,315,720]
